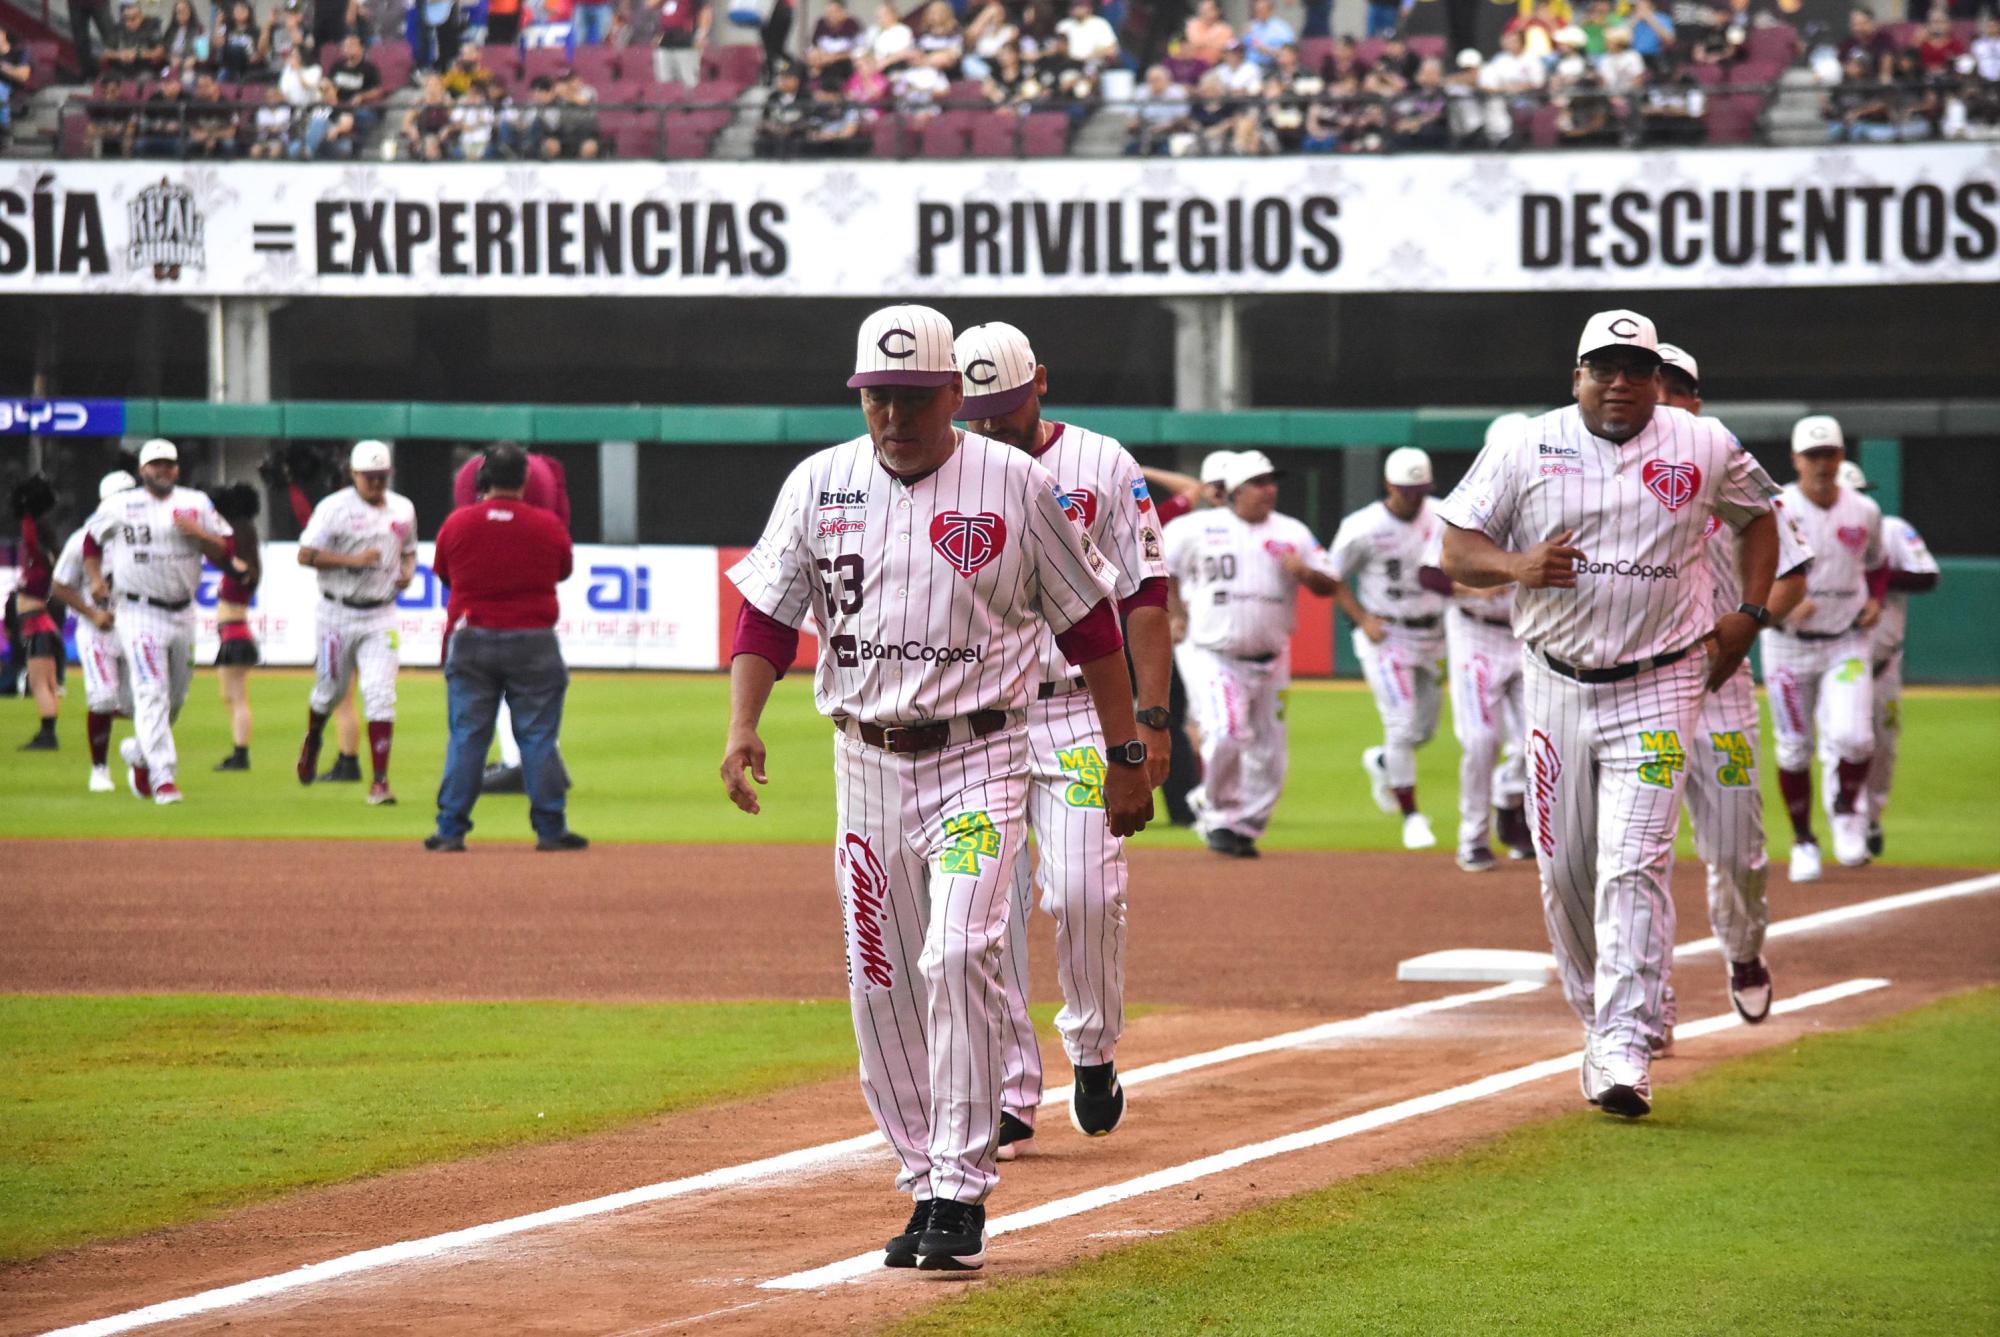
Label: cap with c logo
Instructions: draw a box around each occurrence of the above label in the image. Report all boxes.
[848,304,960,390]
[1575,308,1661,362]
[1791,414,1845,455]
[953,321,1039,420]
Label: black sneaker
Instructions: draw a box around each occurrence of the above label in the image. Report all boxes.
[423,834,467,853]
[319,753,362,783]
[1070,1060,1124,1138]
[19,733,57,751]
[996,1111,1035,1162]
[214,752,249,772]
[1866,822,1884,858]
[1495,804,1535,861]
[481,763,525,794]
[915,1199,986,1271]
[884,1199,933,1269]
[1729,956,1773,1024]
[1205,829,1256,859]
[536,832,589,852]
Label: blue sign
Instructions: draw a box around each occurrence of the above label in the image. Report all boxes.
[0,399,126,436]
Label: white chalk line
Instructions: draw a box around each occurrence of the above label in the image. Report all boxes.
[760,976,1892,1291]
[40,870,1995,1336]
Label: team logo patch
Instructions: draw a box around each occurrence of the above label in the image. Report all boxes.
[1141,524,1162,563]
[1057,746,1106,809]
[1702,515,1722,540]
[940,811,1003,875]
[1637,730,1687,789]
[838,833,896,991]
[1836,525,1868,551]
[1641,460,1701,511]
[1130,477,1153,513]
[1059,488,1098,529]
[1263,540,1298,559]
[1530,729,1562,858]
[930,511,1006,578]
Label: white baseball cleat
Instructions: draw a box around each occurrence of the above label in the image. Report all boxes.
[1830,813,1871,867]
[1362,746,1397,814]
[1401,812,1437,850]
[153,782,184,806]
[120,737,152,799]
[1788,840,1822,884]
[88,765,114,793]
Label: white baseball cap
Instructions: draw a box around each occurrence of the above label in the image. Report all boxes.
[1555,24,1586,45]
[1485,412,1532,449]
[848,303,958,390]
[954,321,1040,420]
[1221,449,1278,494]
[1199,450,1237,485]
[350,439,393,472]
[98,469,137,500]
[1657,342,1700,386]
[1837,460,1870,491]
[1576,309,1660,362]
[1384,447,1432,488]
[1792,414,1845,454]
[137,438,178,466]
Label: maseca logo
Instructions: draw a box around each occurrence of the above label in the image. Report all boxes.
[1641,459,1701,511]
[930,510,1006,577]
[838,833,896,991]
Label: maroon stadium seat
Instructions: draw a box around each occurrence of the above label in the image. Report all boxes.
[871,111,908,157]
[947,79,984,104]
[374,43,414,90]
[1408,35,1445,61]
[1704,93,1761,144]
[60,98,90,155]
[646,80,688,103]
[1529,103,1561,148]
[571,46,621,88]
[1744,25,1796,67]
[702,43,764,85]
[1727,59,1782,85]
[1298,36,1333,75]
[523,48,571,83]
[1356,37,1385,68]
[600,79,649,107]
[26,40,59,92]
[1689,62,1725,86]
[967,110,1020,156]
[1020,109,1069,155]
[920,110,972,156]
[664,120,714,158]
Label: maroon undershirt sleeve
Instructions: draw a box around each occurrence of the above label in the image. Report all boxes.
[1055,598,1124,664]
[1119,576,1168,616]
[1416,565,1453,596]
[83,533,101,559]
[732,601,800,678]
[1866,565,1889,601]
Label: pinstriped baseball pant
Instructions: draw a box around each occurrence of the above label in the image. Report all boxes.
[116,603,196,783]
[77,619,132,716]
[1353,630,1445,791]
[1177,642,1289,839]
[1524,649,1705,1085]
[995,690,1129,1125]
[834,725,1031,1207]
[1446,610,1526,854]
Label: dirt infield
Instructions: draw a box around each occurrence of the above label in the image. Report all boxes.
[3,839,1996,1336]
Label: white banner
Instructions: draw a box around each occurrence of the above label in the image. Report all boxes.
[4,146,1994,297]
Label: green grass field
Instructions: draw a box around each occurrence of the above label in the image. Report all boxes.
[897,989,2000,1337]
[4,670,1998,865]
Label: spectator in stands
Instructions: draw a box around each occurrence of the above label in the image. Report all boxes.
[1325,34,1362,80]
[279,41,322,103]
[961,0,1018,78]
[0,32,29,151]
[414,0,464,72]
[893,54,950,115]
[846,50,891,103]
[1272,42,1319,94]
[1241,0,1295,69]
[1628,0,1676,67]
[458,81,506,158]
[400,71,453,158]
[1598,25,1648,92]
[1445,47,1487,141]
[134,71,188,156]
[442,45,496,98]
[1371,32,1421,80]
[982,41,1028,100]
[1361,42,1408,96]
[1126,61,1191,151]
[329,35,385,135]
[103,3,167,77]
[1478,28,1545,143]
[756,61,810,154]
[486,0,523,45]
[1942,49,2000,137]
[914,1,966,77]
[1549,25,1593,90]
[1835,5,1896,80]
[161,0,207,74]
[1973,16,2000,79]
[1389,55,1450,147]
[186,70,239,154]
[552,67,602,157]
[1890,46,1942,133]
[1503,1,1561,59]
[1642,64,1707,139]
[1017,2,1061,70]
[1916,10,1969,69]
[574,0,614,47]
[294,70,356,154]
[1823,50,1904,137]
[1263,66,1311,148]
[70,0,120,79]
[248,82,293,155]
[84,75,136,155]
[1184,68,1233,150]
[1557,68,1623,141]
[760,0,795,82]
[805,76,870,152]
[1576,0,1613,54]
[264,4,314,73]
[808,0,866,84]
[1216,39,1265,92]
[651,0,709,86]
[1181,0,1233,66]
[868,1,917,72]
[1056,0,1122,76]
[212,3,267,83]
[1300,79,1344,150]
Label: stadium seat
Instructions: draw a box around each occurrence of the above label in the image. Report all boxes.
[571,46,621,88]
[967,110,1020,156]
[1529,103,1561,148]
[1020,109,1069,156]
[374,43,415,90]
[599,79,650,107]
[1298,36,1333,75]
[27,40,59,92]
[870,111,909,157]
[947,79,985,105]
[1744,25,1796,67]
[663,120,714,158]
[1408,35,1445,60]
[645,80,688,103]
[1727,59,1783,85]
[920,110,973,156]
[59,100,89,156]
[1356,37,1385,69]
[1704,94,1761,144]
[523,48,571,83]
[1689,62,1725,86]
[702,43,764,86]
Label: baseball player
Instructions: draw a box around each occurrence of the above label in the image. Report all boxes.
[1762,416,1885,878]
[49,469,138,791]
[1431,416,1534,871]
[1165,450,1338,858]
[295,440,419,807]
[12,474,62,751]
[719,304,1151,1274]
[1439,309,1783,1118]
[1654,342,1813,1043]
[82,440,233,806]
[1147,452,1235,828]
[952,320,1173,1164]
[209,484,264,772]
[1330,448,1449,853]
[1824,459,1937,859]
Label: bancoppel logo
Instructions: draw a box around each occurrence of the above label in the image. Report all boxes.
[1578,558,1679,580]
[819,488,868,506]
[127,178,205,281]
[854,638,987,666]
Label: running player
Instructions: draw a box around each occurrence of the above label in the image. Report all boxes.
[209,484,264,772]
[1439,310,1783,1118]
[720,304,1150,1273]
[954,320,1172,1164]
[295,441,419,806]
[50,469,138,791]
[1330,448,1449,852]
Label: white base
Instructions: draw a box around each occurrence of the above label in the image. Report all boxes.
[1396,948,1559,984]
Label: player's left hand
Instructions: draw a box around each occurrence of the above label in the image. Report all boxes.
[1104,764,1153,837]
[1138,723,1171,788]
[1856,597,1882,631]
[1705,610,1759,691]
[720,726,769,815]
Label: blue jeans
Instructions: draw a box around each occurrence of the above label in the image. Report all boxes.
[435,627,570,841]
[1366,1,1399,36]
[575,1,612,44]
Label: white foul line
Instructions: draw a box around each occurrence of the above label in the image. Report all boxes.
[760,976,1892,1291]
[40,870,1997,1336]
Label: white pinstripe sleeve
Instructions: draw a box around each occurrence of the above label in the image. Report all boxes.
[84,501,117,547]
[1327,509,1369,580]
[1862,498,1885,569]
[1712,436,1777,530]
[728,457,817,628]
[1436,429,1523,542]
[1098,447,1166,601]
[1774,500,1813,579]
[1025,463,1118,634]
[299,494,337,551]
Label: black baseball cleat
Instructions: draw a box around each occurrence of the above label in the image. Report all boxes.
[1205,829,1258,859]
[884,1199,933,1269]
[214,751,250,772]
[1866,822,1884,858]
[481,763,525,794]
[915,1200,986,1271]
[318,753,362,783]
[423,834,467,853]
[20,733,58,751]
[996,1111,1036,1162]
[1597,1084,1652,1119]
[536,832,590,852]
[1456,845,1498,873]
[1070,1060,1125,1137]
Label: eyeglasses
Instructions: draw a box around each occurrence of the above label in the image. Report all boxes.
[1578,356,1661,385]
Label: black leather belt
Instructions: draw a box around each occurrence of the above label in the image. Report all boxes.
[1788,628,1851,642]
[1383,614,1441,630]
[124,593,191,611]
[1543,644,1693,685]
[850,709,1010,755]
[324,593,391,609]
[1037,676,1086,700]
[1230,651,1278,664]
[1461,610,1511,629]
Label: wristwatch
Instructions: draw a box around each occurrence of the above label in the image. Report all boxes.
[1736,602,1772,628]
[1105,739,1149,768]
[1134,706,1171,731]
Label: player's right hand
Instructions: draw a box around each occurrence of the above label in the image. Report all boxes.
[720,727,769,815]
[89,579,111,606]
[91,608,115,631]
[1104,765,1153,838]
[357,547,384,567]
[1514,530,1585,590]
[1360,614,1387,643]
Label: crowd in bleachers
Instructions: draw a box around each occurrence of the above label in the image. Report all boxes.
[5,0,1999,159]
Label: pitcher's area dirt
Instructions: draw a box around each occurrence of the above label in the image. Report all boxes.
[3,839,1993,1336]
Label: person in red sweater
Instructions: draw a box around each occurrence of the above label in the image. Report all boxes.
[427,443,584,852]
[12,475,62,751]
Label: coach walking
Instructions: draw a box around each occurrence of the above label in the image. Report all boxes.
[426,444,586,853]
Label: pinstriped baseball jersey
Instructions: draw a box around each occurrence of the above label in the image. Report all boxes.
[1775,483,1883,636]
[1328,498,1447,624]
[1164,508,1328,659]
[300,487,420,608]
[1701,494,1815,617]
[86,487,230,603]
[1028,421,1166,682]
[1872,516,1937,657]
[1438,404,1778,669]
[729,431,1117,724]
[52,527,114,615]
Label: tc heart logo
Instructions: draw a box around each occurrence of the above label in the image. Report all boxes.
[1641,459,1701,511]
[1058,488,1098,529]
[930,511,1007,578]
[1264,540,1298,559]
[1701,515,1721,540]
[1836,525,1868,551]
